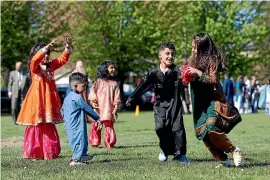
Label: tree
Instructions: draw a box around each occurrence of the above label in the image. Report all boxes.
[251,1,270,82]
[189,1,270,78]
[2,1,269,88]
[70,1,195,102]
[1,1,70,87]
[1,1,36,86]
[69,1,270,102]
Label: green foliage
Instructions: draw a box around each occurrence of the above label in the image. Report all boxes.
[191,1,270,77]
[70,1,269,80]
[1,1,37,70]
[71,1,199,80]
[1,1,69,87]
[1,1,269,85]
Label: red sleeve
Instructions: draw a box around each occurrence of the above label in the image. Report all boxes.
[49,51,70,71]
[30,51,45,74]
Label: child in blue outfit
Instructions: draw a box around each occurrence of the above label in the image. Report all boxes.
[61,72,102,166]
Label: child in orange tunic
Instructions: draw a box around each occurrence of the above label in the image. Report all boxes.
[88,60,121,149]
[16,37,73,160]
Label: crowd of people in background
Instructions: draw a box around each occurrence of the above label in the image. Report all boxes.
[179,74,270,116]
[222,75,270,115]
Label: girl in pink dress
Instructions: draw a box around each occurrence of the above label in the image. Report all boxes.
[88,60,121,149]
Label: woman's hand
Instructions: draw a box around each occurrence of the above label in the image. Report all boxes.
[187,67,202,77]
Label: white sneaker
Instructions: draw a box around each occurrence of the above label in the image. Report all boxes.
[158,150,168,162]
[232,147,242,167]
[69,160,86,166]
[215,158,230,168]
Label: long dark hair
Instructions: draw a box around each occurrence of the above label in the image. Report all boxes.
[191,32,227,72]
[96,60,116,80]
[28,42,50,77]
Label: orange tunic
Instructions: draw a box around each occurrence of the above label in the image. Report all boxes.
[17,50,70,125]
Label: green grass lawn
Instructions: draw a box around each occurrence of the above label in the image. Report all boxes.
[1,111,270,180]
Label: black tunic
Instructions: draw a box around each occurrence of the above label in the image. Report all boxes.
[127,64,187,156]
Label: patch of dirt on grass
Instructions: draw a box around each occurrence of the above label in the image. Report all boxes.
[1,137,23,148]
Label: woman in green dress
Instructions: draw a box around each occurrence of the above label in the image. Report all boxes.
[186,32,242,167]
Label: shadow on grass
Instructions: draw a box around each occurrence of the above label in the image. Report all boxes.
[114,144,157,149]
[189,158,218,162]
[190,157,270,168]
[93,157,147,164]
[240,162,270,168]
[240,158,270,168]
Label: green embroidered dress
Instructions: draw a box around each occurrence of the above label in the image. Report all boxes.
[190,63,239,140]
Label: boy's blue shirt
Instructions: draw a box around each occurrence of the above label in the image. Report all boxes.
[61,89,99,129]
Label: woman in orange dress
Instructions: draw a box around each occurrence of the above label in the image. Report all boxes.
[16,37,73,160]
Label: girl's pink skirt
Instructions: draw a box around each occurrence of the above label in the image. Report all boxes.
[23,123,61,160]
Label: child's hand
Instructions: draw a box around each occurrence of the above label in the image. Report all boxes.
[112,109,118,122]
[90,101,99,109]
[126,100,131,107]
[65,36,73,48]
[112,114,118,123]
[45,39,57,50]
[95,120,102,130]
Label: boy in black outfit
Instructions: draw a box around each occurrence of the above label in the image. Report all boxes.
[126,42,189,163]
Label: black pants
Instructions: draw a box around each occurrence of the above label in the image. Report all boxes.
[11,93,22,125]
[154,104,187,157]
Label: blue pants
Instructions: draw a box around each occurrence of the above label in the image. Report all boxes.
[66,123,88,161]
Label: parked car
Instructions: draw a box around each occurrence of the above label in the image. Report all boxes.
[1,88,11,114]
[56,85,69,103]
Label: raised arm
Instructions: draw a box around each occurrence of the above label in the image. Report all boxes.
[127,70,155,105]
[48,49,71,71]
[30,39,57,74]
[30,51,46,74]
[49,37,73,71]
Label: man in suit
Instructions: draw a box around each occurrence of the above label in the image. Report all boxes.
[8,61,30,124]
[223,74,235,105]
